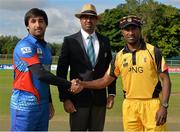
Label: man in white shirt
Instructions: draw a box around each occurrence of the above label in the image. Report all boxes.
[56,3,116,131]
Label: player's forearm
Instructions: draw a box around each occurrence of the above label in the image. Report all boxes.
[162,77,171,104]
[81,74,115,89]
[29,63,71,89]
[81,78,106,89]
[160,72,171,104]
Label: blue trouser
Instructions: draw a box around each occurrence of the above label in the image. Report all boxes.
[10,103,49,131]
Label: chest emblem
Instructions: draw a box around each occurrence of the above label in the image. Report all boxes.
[37,48,43,55]
[144,57,147,63]
[123,58,128,67]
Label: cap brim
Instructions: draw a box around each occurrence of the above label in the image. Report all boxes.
[75,13,100,19]
[121,22,141,29]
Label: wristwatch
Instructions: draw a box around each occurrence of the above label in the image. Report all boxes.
[161,102,169,109]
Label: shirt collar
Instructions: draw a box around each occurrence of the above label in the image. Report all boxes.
[123,39,146,54]
[27,34,47,45]
[81,29,96,40]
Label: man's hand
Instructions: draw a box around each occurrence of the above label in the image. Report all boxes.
[49,103,55,120]
[155,106,168,126]
[63,99,77,113]
[106,95,115,109]
[70,79,83,94]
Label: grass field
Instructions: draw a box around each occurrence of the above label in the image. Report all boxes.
[0,70,180,131]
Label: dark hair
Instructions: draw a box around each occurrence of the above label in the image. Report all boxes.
[24,8,48,26]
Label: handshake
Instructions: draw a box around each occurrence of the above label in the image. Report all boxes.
[69,79,84,94]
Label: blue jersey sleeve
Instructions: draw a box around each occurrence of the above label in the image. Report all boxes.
[14,40,40,67]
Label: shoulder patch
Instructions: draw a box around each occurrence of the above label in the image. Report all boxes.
[21,47,32,54]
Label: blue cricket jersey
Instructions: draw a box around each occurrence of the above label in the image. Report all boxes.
[10,34,52,111]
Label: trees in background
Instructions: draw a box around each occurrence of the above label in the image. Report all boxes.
[0,35,62,55]
[0,36,19,54]
[97,0,180,58]
[48,42,62,56]
[0,0,179,58]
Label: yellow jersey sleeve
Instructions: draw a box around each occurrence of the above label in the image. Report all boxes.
[161,57,169,72]
[154,46,169,73]
[107,52,122,78]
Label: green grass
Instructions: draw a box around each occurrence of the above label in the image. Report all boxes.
[0,70,180,131]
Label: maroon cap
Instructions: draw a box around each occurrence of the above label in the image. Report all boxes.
[119,15,143,29]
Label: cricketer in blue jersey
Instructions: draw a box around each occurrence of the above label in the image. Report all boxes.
[10,8,82,131]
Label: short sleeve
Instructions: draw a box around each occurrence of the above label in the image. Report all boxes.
[154,47,168,72]
[14,42,40,66]
[107,54,120,78]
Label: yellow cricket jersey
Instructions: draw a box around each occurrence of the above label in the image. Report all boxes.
[108,42,168,99]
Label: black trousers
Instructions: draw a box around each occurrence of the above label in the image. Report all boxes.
[69,105,106,131]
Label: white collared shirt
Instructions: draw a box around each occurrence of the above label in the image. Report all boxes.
[81,29,99,61]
